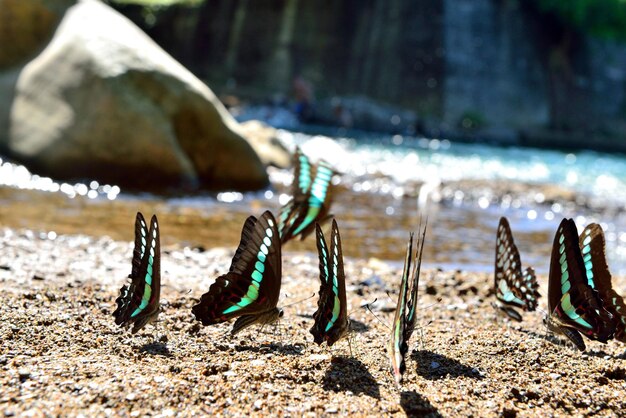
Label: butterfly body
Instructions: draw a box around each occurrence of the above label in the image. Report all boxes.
[310,219,349,346]
[578,223,626,343]
[113,213,161,334]
[389,224,427,385]
[493,217,540,321]
[279,148,335,243]
[545,219,615,351]
[192,211,283,335]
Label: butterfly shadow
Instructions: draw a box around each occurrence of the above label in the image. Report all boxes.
[516,328,583,352]
[234,342,304,356]
[400,391,442,418]
[411,350,483,380]
[322,356,380,400]
[348,319,369,334]
[585,348,620,359]
[139,342,172,357]
[518,327,619,356]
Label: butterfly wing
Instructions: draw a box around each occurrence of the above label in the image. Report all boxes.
[130,212,148,278]
[579,224,626,342]
[113,212,148,322]
[389,232,414,385]
[292,160,335,240]
[113,214,161,334]
[547,219,615,350]
[280,150,335,243]
[279,148,311,240]
[493,217,540,321]
[192,211,282,332]
[310,220,349,346]
[405,221,427,340]
[310,223,332,344]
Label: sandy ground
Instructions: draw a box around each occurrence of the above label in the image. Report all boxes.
[1,229,626,417]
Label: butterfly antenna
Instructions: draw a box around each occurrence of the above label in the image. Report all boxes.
[385,290,395,303]
[422,297,443,311]
[362,299,392,331]
[282,293,316,309]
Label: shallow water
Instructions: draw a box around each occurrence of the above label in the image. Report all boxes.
[1,127,625,277]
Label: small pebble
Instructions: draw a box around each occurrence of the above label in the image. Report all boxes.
[309,354,330,361]
[550,373,561,380]
[18,369,31,380]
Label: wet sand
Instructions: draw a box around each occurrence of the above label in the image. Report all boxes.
[1,227,626,417]
[0,177,586,267]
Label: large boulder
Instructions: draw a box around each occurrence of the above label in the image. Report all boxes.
[0,0,268,191]
[236,120,291,169]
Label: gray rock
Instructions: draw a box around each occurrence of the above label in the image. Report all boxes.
[236,120,291,169]
[0,0,268,191]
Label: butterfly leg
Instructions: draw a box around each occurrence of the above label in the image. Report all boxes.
[273,319,285,345]
[347,334,353,357]
[220,326,232,340]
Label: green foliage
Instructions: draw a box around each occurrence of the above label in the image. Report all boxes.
[534,0,626,40]
[110,0,203,6]
[459,111,486,131]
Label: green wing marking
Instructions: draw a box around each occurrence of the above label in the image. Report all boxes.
[191,211,283,335]
[113,213,161,334]
[546,218,616,349]
[493,217,539,320]
[310,219,348,346]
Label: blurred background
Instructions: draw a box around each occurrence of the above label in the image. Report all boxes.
[0,0,625,275]
[111,0,626,144]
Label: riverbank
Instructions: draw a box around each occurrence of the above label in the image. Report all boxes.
[0,173,616,271]
[1,227,626,417]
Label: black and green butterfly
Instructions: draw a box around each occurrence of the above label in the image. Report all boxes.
[579,223,626,343]
[310,219,349,346]
[279,147,335,244]
[545,218,615,351]
[113,212,161,334]
[493,217,540,321]
[192,211,283,335]
[389,224,426,385]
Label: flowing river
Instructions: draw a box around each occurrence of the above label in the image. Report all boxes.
[1,126,626,276]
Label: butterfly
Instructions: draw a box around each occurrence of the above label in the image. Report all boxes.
[191,211,283,335]
[579,223,626,343]
[310,219,349,346]
[493,217,540,321]
[389,223,426,385]
[545,218,615,351]
[278,147,335,244]
[113,212,161,334]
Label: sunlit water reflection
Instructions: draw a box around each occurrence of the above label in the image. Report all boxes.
[1,127,626,276]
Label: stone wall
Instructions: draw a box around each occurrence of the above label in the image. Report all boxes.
[442,0,549,130]
[109,1,626,144]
